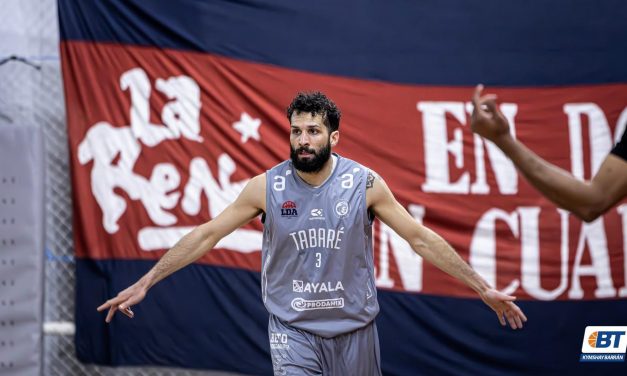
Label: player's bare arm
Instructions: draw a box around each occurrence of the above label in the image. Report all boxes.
[471,84,627,222]
[365,170,527,329]
[97,173,267,322]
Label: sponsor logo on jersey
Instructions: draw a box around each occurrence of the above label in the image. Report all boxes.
[290,297,344,311]
[281,200,298,217]
[293,280,344,293]
[309,208,324,220]
[334,199,350,218]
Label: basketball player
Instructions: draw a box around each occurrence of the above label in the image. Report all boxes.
[471,85,627,222]
[99,91,527,375]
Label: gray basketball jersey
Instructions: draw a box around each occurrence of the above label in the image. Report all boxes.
[262,154,379,338]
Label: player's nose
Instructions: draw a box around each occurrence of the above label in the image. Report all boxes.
[298,133,310,146]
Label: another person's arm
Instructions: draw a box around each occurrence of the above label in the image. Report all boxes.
[470,84,627,222]
[97,174,266,322]
[366,172,527,329]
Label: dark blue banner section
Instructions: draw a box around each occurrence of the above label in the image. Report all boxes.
[377,296,627,376]
[57,0,627,86]
[76,259,627,375]
[75,259,272,375]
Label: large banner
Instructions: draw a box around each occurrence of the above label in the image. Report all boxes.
[59,1,627,375]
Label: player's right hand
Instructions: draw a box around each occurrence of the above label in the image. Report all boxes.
[470,84,511,142]
[97,280,148,323]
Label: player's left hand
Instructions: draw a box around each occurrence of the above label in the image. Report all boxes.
[479,289,527,329]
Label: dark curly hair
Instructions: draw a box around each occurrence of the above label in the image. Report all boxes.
[286,91,341,132]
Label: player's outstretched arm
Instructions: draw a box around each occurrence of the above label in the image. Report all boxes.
[97,173,266,322]
[366,171,527,329]
[471,84,627,222]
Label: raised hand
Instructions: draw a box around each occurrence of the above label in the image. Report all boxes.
[470,84,511,142]
[479,288,527,329]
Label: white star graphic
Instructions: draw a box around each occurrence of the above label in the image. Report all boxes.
[232,112,261,143]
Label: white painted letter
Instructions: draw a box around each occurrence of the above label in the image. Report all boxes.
[519,208,569,300]
[418,102,469,193]
[469,208,519,295]
[569,218,616,299]
[563,103,612,180]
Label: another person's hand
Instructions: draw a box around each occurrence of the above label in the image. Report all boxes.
[479,288,527,329]
[471,84,511,143]
[97,280,149,323]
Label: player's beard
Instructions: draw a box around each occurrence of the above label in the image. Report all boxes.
[290,139,332,173]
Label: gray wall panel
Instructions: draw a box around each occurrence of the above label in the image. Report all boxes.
[0,124,44,376]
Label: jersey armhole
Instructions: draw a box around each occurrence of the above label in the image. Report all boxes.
[263,170,273,229]
[364,168,375,226]
[367,209,375,225]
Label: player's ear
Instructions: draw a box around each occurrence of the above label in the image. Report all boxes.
[330,130,339,147]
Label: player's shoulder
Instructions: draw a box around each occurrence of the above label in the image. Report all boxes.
[354,164,389,208]
[336,154,372,175]
[248,172,267,186]
[239,173,267,198]
[266,159,292,176]
[336,155,383,188]
[238,173,267,211]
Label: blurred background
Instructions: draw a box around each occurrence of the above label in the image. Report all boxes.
[1,1,626,375]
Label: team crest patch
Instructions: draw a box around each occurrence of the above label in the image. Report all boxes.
[281,200,298,217]
[334,199,350,218]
